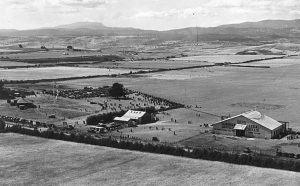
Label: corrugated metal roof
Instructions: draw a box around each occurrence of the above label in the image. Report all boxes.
[213,110,282,131]
[243,111,282,130]
[123,110,146,119]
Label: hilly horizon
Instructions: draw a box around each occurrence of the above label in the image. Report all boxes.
[55,22,106,30]
[1,19,300,42]
[2,18,300,31]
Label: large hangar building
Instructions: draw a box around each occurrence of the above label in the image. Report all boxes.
[212,110,286,139]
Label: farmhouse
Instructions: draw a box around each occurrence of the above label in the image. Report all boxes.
[114,110,153,126]
[212,110,286,139]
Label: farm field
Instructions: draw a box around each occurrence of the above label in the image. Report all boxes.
[2,46,300,157]
[0,66,137,80]
[47,57,300,130]
[0,49,21,52]
[143,67,227,80]
[238,57,300,67]
[0,60,35,67]
[1,133,299,186]
[0,49,103,59]
[171,54,281,63]
[80,60,214,70]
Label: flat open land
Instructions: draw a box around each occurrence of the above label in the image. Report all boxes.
[3,43,300,156]
[0,66,137,80]
[82,60,214,70]
[171,54,280,63]
[1,133,299,186]
[0,61,35,67]
[53,56,300,130]
[239,58,300,67]
[0,49,103,59]
[13,54,299,131]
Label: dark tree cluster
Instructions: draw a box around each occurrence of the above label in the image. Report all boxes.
[109,83,126,98]
[0,119,5,130]
[0,81,13,99]
[86,110,126,125]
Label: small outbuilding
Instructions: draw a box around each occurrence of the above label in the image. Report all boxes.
[88,126,107,133]
[114,110,154,126]
[212,110,286,139]
[16,98,36,109]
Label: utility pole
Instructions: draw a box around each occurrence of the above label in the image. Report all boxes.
[193,12,199,45]
[196,25,199,45]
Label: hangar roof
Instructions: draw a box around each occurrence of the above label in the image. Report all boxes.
[123,110,146,120]
[213,110,282,131]
[114,110,146,122]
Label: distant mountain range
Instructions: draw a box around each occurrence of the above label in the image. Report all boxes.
[1,19,300,42]
[54,22,107,29]
[218,19,300,29]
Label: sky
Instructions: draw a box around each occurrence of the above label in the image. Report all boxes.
[1,0,300,30]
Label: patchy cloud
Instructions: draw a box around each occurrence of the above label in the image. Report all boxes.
[60,0,108,8]
[135,7,212,19]
[0,0,299,30]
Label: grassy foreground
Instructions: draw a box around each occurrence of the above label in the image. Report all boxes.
[0,133,299,186]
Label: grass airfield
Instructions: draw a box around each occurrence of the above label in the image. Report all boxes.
[1,133,299,186]
[2,41,300,183]
[4,48,300,156]
[53,56,300,130]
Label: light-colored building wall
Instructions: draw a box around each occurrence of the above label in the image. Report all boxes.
[244,118,272,139]
[213,115,278,139]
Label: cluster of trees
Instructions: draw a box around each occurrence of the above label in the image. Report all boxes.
[3,126,300,172]
[0,119,5,130]
[277,151,300,159]
[86,110,126,125]
[109,83,126,98]
[0,81,13,99]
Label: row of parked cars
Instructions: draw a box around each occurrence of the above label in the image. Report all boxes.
[0,115,56,130]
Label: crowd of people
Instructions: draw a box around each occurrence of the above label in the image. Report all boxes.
[43,86,110,99]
